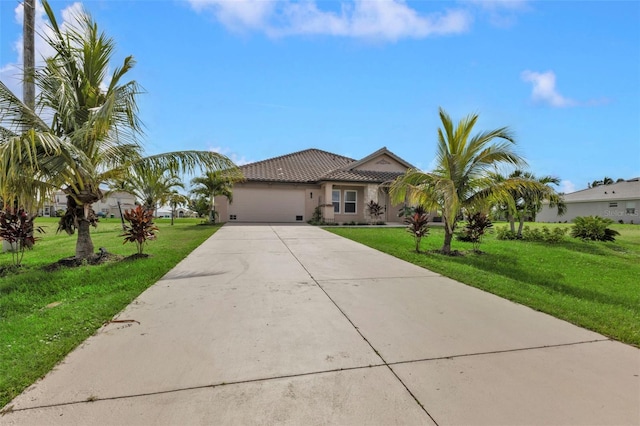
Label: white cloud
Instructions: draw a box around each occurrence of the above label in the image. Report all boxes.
[188,0,276,31]
[209,146,251,166]
[186,0,473,41]
[521,70,577,108]
[559,180,576,194]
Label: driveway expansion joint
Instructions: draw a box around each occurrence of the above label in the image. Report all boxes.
[272,226,441,425]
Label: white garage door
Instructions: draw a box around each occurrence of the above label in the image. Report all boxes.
[229,187,306,222]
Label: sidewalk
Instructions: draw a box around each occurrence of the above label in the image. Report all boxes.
[3,224,639,425]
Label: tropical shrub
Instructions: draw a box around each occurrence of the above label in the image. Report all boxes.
[496,226,518,240]
[0,209,44,267]
[457,212,493,252]
[571,216,620,242]
[405,207,429,253]
[522,226,568,243]
[366,200,384,224]
[496,225,568,243]
[121,206,159,255]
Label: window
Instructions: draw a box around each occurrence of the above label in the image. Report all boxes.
[344,190,357,214]
[609,202,618,208]
[626,202,636,215]
[229,214,237,220]
[296,215,303,221]
[332,190,340,213]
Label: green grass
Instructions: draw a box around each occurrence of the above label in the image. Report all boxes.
[326,222,640,347]
[0,217,222,408]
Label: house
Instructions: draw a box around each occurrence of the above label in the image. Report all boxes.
[537,178,640,224]
[40,190,136,218]
[214,147,414,223]
[156,206,196,219]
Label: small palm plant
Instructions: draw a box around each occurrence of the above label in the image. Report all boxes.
[404,206,429,253]
[571,216,620,242]
[121,206,159,255]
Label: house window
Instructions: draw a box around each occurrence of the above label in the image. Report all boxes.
[344,190,357,214]
[626,202,636,215]
[296,215,303,221]
[609,202,618,208]
[230,215,237,220]
[332,190,340,213]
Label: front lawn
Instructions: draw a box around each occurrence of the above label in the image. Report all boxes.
[326,223,640,347]
[0,217,222,409]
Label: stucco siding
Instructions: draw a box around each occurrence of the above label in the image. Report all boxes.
[538,199,640,224]
[357,154,408,172]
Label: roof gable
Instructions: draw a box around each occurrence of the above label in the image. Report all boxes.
[346,147,414,171]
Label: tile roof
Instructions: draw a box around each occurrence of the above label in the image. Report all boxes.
[320,169,406,183]
[239,149,355,183]
[239,147,410,184]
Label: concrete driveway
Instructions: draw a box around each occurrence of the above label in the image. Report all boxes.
[3,224,639,425]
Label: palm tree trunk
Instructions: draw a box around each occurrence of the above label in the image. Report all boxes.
[442,228,454,254]
[76,217,94,259]
[517,215,525,238]
[23,0,35,110]
[508,214,516,233]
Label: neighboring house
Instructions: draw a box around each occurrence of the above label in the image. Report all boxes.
[214,147,414,223]
[40,190,136,218]
[156,206,195,219]
[537,178,640,224]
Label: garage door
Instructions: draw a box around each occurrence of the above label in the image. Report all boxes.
[229,187,306,222]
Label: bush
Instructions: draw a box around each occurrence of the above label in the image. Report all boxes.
[405,210,429,253]
[0,209,44,267]
[522,226,568,243]
[457,212,493,252]
[121,206,159,254]
[571,216,620,242]
[496,226,518,240]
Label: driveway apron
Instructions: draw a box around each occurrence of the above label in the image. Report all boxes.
[3,224,639,425]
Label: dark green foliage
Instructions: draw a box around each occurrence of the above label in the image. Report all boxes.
[121,205,159,254]
[571,216,620,242]
[405,208,429,252]
[457,212,493,252]
[398,204,427,218]
[308,206,324,225]
[189,196,210,218]
[496,226,518,240]
[0,209,44,266]
[366,200,384,223]
[497,225,568,243]
[522,226,568,243]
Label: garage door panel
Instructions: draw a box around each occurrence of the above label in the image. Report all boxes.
[230,187,306,222]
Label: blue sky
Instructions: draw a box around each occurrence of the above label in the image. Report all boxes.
[1,0,639,193]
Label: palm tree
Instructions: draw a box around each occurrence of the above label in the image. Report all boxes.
[109,165,185,216]
[190,169,244,223]
[390,107,528,254]
[492,170,565,237]
[0,1,236,259]
[167,191,189,226]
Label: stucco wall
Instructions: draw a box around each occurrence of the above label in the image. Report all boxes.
[357,154,408,172]
[537,199,640,224]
